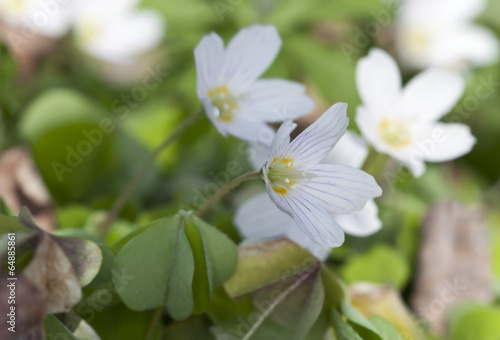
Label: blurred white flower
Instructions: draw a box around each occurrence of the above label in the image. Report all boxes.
[194,24,314,144]
[0,0,74,38]
[356,48,476,177]
[248,103,382,250]
[396,0,499,70]
[72,0,164,64]
[235,130,382,260]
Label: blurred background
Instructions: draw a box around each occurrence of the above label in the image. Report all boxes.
[1,0,500,339]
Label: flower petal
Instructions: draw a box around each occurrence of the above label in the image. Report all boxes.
[216,117,276,145]
[332,200,381,237]
[422,123,476,162]
[284,192,345,248]
[222,25,282,92]
[268,120,297,162]
[322,130,368,168]
[286,103,349,166]
[194,32,225,98]
[285,225,331,260]
[302,164,382,213]
[356,48,401,115]
[401,69,465,123]
[240,79,314,122]
[234,193,290,239]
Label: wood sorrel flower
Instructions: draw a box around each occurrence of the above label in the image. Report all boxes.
[395,0,499,70]
[73,0,164,64]
[356,48,476,177]
[256,103,382,248]
[235,130,382,259]
[194,24,314,144]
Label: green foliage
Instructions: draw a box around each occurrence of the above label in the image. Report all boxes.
[112,212,237,320]
[449,303,500,340]
[341,245,410,289]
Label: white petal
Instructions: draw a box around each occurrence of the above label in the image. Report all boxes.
[322,130,368,168]
[234,193,291,239]
[422,123,476,162]
[285,225,331,260]
[355,106,382,150]
[287,103,349,166]
[214,116,276,145]
[247,143,272,170]
[77,9,164,64]
[283,192,345,247]
[401,69,465,123]
[240,79,314,122]
[332,200,381,237]
[438,25,500,68]
[356,48,401,115]
[302,164,382,213]
[194,32,225,98]
[222,25,282,92]
[268,120,297,162]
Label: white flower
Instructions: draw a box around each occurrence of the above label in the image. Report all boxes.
[194,24,314,144]
[254,103,382,248]
[235,131,382,259]
[0,0,74,38]
[356,48,476,177]
[395,0,499,70]
[72,0,164,64]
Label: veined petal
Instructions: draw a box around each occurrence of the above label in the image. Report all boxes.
[332,200,381,237]
[286,103,349,166]
[194,32,225,98]
[423,123,476,162]
[248,142,272,170]
[234,193,290,239]
[240,79,314,122]
[401,69,465,123]
[222,25,282,92]
[322,130,368,168]
[268,120,297,162]
[302,164,382,214]
[285,225,331,260]
[356,48,401,115]
[284,192,345,247]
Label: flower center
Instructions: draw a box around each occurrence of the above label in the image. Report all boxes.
[379,119,411,148]
[208,86,240,122]
[266,157,315,195]
[74,19,101,46]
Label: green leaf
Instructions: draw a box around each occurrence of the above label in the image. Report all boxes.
[330,308,363,340]
[112,213,237,320]
[369,315,403,340]
[341,245,410,290]
[225,239,316,298]
[18,89,114,202]
[45,315,77,340]
[341,301,382,340]
[449,303,500,340]
[185,217,212,314]
[113,216,195,319]
[0,213,31,233]
[321,267,347,309]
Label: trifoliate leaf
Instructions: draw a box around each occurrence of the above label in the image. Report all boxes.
[330,308,363,340]
[112,213,237,320]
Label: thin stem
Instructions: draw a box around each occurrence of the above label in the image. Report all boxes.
[143,306,163,340]
[362,147,388,182]
[196,171,261,216]
[100,110,203,235]
[241,263,320,340]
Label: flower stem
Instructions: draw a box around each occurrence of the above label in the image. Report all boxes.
[362,147,389,182]
[143,306,163,340]
[195,171,261,216]
[100,110,203,236]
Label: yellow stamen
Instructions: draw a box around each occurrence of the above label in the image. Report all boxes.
[379,119,411,148]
